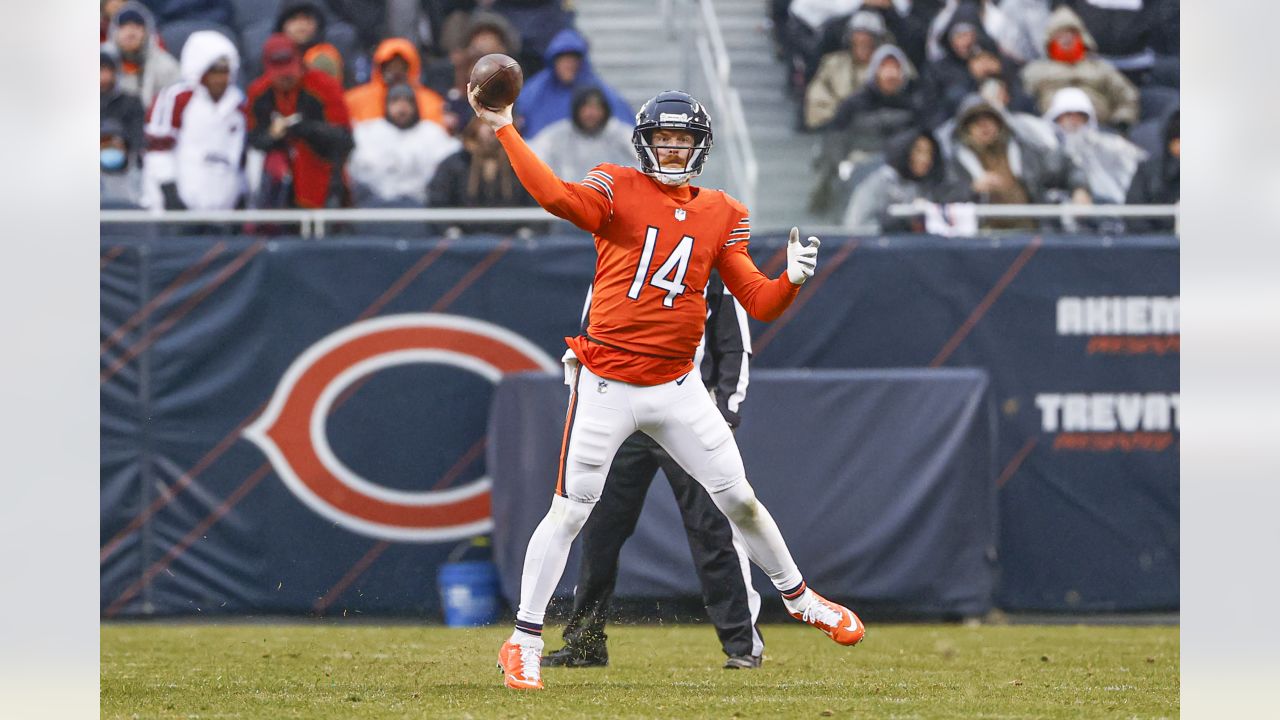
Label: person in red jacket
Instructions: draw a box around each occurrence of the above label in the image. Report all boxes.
[246,34,353,209]
[474,88,866,692]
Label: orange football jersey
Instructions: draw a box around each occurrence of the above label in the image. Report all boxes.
[496,126,799,385]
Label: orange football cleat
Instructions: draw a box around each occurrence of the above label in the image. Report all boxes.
[790,591,866,646]
[498,640,544,690]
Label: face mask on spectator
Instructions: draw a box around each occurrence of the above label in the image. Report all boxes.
[101,147,127,171]
[1047,32,1086,64]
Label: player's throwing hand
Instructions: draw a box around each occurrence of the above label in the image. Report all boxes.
[466,82,513,130]
[786,227,821,285]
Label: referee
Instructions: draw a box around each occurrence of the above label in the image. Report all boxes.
[543,272,764,669]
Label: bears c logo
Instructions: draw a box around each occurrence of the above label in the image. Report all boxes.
[244,314,558,542]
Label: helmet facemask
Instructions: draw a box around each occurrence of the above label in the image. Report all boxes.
[635,127,711,186]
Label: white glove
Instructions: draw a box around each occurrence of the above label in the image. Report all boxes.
[786,226,821,285]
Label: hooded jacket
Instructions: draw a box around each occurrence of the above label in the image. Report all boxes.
[141,30,247,211]
[528,89,636,182]
[344,38,445,126]
[843,127,971,232]
[1020,6,1139,127]
[826,45,926,150]
[515,28,633,139]
[1044,87,1146,204]
[949,96,1087,205]
[803,11,886,130]
[105,1,181,107]
[349,91,461,204]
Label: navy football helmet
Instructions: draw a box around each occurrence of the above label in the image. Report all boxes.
[632,90,714,185]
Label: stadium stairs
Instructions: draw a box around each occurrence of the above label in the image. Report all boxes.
[577,0,821,230]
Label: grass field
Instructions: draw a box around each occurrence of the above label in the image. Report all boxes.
[102,622,1177,719]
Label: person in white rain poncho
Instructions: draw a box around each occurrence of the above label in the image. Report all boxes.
[1043,87,1146,205]
[142,31,246,211]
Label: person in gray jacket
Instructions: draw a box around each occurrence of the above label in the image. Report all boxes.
[102,1,180,108]
[948,96,1090,229]
[843,127,970,233]
[528,87,635,182]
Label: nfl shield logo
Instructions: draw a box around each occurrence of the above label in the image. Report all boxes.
[674,208,687,221]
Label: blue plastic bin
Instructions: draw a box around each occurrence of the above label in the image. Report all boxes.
[438,560,501,626]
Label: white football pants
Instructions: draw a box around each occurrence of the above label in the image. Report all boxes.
[515,362,804,627]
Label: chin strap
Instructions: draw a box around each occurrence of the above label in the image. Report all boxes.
[652,170,695,186]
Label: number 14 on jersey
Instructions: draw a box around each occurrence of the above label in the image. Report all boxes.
[627,227,694,308]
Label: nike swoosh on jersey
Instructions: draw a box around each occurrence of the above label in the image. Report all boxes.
[675,373,690,385]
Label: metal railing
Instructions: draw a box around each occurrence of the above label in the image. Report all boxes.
[867,202,1182,235]
[100,203,1179,239]
[692,0,758,211]
[885,203,1180,220]
[100,207,557,239]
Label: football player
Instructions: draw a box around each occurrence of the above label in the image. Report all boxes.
[543,273,765,671]
[470,88,865,692]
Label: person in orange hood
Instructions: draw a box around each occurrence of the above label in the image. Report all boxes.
[345,38,444,126]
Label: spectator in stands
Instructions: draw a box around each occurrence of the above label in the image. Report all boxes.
[1020,6,1139,130]
[101,46,145,170]
[515,28,632,139]
[346,38,446,126]
[101,118,144,209]
[810,44,925,214]
[1052,0,1158,82]
[823,45,924,147]
[349,83,460,206]
[105,2,181,107]
[933,75,1056,153]
[529,87,636,181]
[427,117,538,234]
[463,10,523,60]
[141,31,246,211]
[276,1,327,56]
[842,127,970,233]
[926,0,1039,63]
[1043,87,1145,205]
[924,23,1035,129]
[246,34,353,209]
[1125,110,1178,232]
[785,0,940,87]
[803,10,887,130]
[948,96,1089,228]
[140,0,233,27]
[422,11,523,134]
[272,1,360,86]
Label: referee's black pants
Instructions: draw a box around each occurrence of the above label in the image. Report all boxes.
[561,432,762,658]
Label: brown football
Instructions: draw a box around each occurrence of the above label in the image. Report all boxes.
[469,53,523,109]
